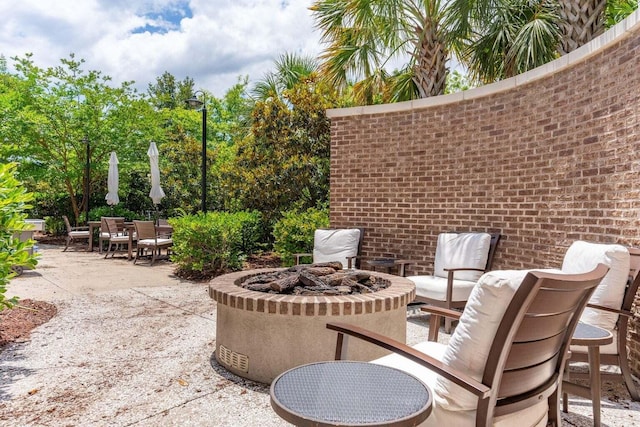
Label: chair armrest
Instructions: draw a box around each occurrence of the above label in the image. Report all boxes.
[293,253,312,265]
[443,267,485,273]
[420,306,462,341]
[586,303,630,318]
[395,259,413,277]
[326,322,490,399]
[345,255,360,269]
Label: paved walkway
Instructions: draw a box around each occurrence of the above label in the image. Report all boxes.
[1,245,638,426]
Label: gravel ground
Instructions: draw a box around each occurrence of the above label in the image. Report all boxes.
[1,245,639,426]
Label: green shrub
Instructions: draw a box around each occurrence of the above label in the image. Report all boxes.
[170,210,262,279]
[272,207,329,266]
[0,163,38,310]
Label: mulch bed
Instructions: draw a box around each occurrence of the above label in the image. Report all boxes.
[0,299,57,350]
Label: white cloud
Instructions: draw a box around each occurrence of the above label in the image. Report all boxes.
[0,0,322,96]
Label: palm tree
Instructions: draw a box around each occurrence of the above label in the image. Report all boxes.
[252,53,319,101]
[447,0,561,83]
[557,0,607,54]
[311,0,448,103]
[446,0,636,84]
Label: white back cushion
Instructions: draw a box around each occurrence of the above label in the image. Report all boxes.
[434,233,492,282]
[435,269,529,411]
[313,228,361,269]
[561,241,630,331]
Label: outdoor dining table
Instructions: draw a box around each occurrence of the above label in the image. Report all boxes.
[270,360,432,427]
[87,221,101,252]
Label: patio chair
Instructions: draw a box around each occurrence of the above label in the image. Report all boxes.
[405,232,501,332]
[327,264,609,427]
[62,215,91,251]
[562,243,639,402]
[133,220,172,266]
[103,217,133,259]
[294,228,364,269]
[98,217,125,253]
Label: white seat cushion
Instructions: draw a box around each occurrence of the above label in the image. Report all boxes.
[69,231,90,237]
[313,229,360,269]
[372,330,547,427]
[409,275,477,302]
[561,241,630,331]
[138,238,172,246]
[436,269,530,411]
[434,233,491,282]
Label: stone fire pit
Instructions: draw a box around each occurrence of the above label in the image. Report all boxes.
[208,267,415,384]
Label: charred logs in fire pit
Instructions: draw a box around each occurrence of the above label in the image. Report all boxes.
[239,263,389,295]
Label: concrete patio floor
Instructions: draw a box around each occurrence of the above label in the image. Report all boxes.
[1,244,638,426]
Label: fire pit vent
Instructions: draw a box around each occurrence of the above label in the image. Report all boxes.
[219,345,249,372]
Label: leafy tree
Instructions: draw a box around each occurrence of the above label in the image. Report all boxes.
[0,163,37,310]
[0,54,159,224]
[161,79,253,213]
[223,75,333,225]
[147,71,195,110]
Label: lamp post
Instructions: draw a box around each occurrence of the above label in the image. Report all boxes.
[185,91,207,213]
[83,136,90,224]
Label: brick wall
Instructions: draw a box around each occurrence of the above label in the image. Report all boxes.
[328,14,640,375]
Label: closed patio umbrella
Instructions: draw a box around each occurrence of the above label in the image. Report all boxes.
[147,141,165,205]
[105,151,119,206]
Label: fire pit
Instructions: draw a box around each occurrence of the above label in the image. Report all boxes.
[208,266,415,384]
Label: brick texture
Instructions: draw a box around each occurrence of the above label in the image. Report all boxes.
[329,27,640,375]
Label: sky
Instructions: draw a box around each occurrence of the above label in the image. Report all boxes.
[0,0,323,97]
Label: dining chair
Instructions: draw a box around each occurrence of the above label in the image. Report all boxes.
[98,217,125,253]
[133,220,173,266]
[327,264,609,427]
[62,215,91,251]
[405,232,501,332]
[103,217,132,258]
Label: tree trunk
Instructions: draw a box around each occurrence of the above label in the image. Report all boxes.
[413,19,448,97]
[558,0,607,55]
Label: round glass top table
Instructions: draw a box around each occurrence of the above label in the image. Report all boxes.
[270,361,432,427]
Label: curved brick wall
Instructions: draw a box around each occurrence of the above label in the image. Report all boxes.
[327,12,640,376]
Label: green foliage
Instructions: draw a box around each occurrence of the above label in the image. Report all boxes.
[147,71,195,110]
[606,0,638,28]
[88,206,145,222]
[223,76,332,224]
[161,79,253,214]
[445,70,474,94]
[0,163,38,310]
[0,53,161,224]
[272,206,329,266]
[170,211,263,278]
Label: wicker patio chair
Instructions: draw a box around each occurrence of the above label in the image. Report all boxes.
[327,264,609,427]
[133,220,172,266]
[62,215,91,252]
